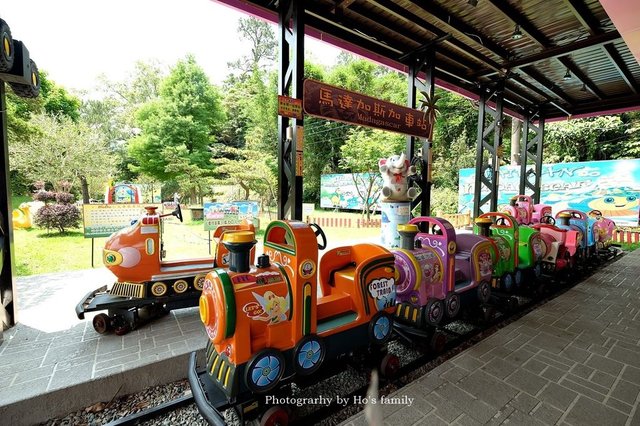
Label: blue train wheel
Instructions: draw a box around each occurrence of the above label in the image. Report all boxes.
[293,335,325,376]
[369,312,393,345]
[245,349,285,394]
[502,273,514,292]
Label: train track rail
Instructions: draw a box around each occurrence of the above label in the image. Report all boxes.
[107,250,624,426]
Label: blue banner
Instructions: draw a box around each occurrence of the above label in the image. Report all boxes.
[459,159,640,225]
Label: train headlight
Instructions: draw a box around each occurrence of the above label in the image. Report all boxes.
[103,249,123,266]
[200,294,214,326]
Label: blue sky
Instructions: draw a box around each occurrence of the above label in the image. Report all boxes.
[2,0,340,94]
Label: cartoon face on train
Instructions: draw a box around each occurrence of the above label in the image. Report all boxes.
[102,207,162,282]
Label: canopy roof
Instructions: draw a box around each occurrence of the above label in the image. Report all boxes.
[216,0,640,120]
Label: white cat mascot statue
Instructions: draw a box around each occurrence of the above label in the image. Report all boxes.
[378,152,417,201]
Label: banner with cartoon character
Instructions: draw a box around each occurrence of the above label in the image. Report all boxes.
[203,201,260,231]
[459,159,640,226]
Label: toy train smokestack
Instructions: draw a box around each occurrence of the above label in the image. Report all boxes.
[475,217,492,237]
[557,213,571,227]
[397,224,418,250]
[221,231,256,273]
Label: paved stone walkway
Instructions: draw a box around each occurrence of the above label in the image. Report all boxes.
[345,250,640,426]
[0,268,207,425]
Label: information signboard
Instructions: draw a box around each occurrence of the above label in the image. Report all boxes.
[203,201,260,231]
[82,204,151,238]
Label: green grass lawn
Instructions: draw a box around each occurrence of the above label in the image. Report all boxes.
[10,210,376,276]
[10,209,635,276]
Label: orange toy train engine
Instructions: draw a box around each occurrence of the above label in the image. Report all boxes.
[189,221,397,425]
[76,205,254,335]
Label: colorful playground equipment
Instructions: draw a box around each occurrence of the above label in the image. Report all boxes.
[189,220,398,425]
[589,209,616,251]
[76,205,255,334]
[531,213,581,275]
[393,217,495,329]
[105,182,142,204]
[502,194,552,225]
[474,212,544,292]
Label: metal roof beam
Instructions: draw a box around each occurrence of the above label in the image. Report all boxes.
[562,0,639,95]
[563,0,601,35]
[365,0,503,73]
[557,57,605,99]
[411,1,510,59]
[473,31,621,77]
[485,0,552,46]
[602,44,639,94]
[521,66,574,106]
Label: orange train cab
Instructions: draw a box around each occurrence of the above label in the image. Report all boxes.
[102,205,255,298]
[196,220,396,399]
[76,204,255,335]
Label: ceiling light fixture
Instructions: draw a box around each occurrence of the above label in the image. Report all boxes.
[580,84,587,92]
[563,68,572,81]
[511,24,523,40]
[468,0,478,6]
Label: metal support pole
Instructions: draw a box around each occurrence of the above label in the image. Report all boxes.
[277,0,305,220]
[406,50,434,217]
[0,81,16,333]
[519,111,545,203]
[473,82,505,217]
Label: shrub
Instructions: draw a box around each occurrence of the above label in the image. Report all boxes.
[32,182,80,233]
[33,190,56,203]
[55,192,75,204]
[34,203,81,233]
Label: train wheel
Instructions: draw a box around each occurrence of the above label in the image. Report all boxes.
[369,312,393,345]
[423,299,444,326]
[430,331,447,353]
[260,406,289,426]
[114,325,131,335]
[172,279,188,294]
[501,273,514,292]
[0,19,13,72]
[445,293,460,319]
[246,349,285,394]
[293,335,325,376]
[514,269,523,289]
[193,274,206,291]
[379,353,400,379]
[150,281,168,297]
[92,313,111,334]
[533,263,542,280]
[477,281,491,304]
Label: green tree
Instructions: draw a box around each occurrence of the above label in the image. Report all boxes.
[544,116,627,162]
[228,17,277,76]
[9,113,114,202]
[128,56,225,202]
[7,72,82,194]
[214,131,277,211]
[304,57,406,203]
[340,128,404,219]
[87,60,166,182]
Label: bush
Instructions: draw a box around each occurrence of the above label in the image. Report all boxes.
[34,203,81,233]
[33,190,56,203]
[32,182,80,233]
[55,192,75,204]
